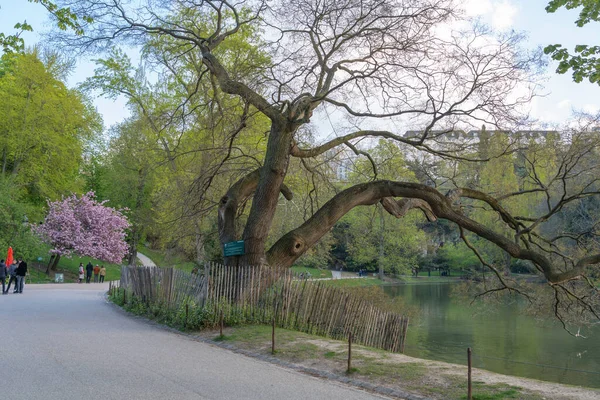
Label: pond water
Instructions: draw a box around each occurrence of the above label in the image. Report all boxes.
[383,283,600,388]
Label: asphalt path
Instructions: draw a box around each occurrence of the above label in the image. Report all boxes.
[136,252,156,267]
[0,284,392,400]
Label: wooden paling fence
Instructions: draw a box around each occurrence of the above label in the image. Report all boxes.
[119,263,409,353]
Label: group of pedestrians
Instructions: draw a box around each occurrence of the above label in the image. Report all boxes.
[78,262,106,284]
[0,258,28,294]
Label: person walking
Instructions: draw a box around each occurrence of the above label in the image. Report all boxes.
[78,263,84,283]
[15,258,27,293]
[93,264,100,282]
[0,259,6,294]
[99,265,106,283]
[6,260,18,293]
[85,261,93,283]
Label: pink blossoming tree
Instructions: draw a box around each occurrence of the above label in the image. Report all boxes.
[34,192,130,271]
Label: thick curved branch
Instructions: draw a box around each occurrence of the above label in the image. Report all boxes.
[218,169,293,246]
[266,180,597,284]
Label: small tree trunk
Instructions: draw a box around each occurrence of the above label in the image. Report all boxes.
[50,254,61,271]
[195,231,205,265]
[45,254,56,274]
[127,247,138,266]
[127,230,139,266]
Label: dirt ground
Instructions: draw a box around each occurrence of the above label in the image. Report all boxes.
[196,326,600,400]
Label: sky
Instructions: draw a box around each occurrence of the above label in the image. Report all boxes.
[1,0,600,130]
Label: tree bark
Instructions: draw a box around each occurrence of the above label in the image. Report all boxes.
[218,168,293,265]
[50,254,61,271]
[378,204,385,280]
[45,254,55,274]
[127,231,139,266]
[241,122,294,265]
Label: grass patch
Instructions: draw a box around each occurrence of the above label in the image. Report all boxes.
[278,342,321,361]
[324,351,337,358]
[291,266,332,279]
[138,245,197,272]
[463,383,527,400]
[322,278,383,288]
[358,360,426,382]
[470,389,519,399]
[442,376,539,400]
[26,267,54,283]
[54,256,122,281]
[28,255,121,283]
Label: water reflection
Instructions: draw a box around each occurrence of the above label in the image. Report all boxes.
[383,283,600,388]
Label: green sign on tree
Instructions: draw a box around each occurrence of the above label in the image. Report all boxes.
[224,241,245,257]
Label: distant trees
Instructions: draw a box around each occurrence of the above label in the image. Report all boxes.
[34,192,130,269]
[0,49,102,202]
[0,48,104,266]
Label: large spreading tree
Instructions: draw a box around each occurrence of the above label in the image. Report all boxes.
[57,0,600,325]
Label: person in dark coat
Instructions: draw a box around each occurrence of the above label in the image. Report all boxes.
[85,261,94,283]
[6,260,18,293]
[0,259,6,294]
[15,258,27,293]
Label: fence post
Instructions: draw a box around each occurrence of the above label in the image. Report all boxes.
[347,332,353,373]
[185,303,189,329]
[220,309,224,337]
[271,294,278,355]
[272,315,276,355]
[467,347,472,400]
[401,317,409,353]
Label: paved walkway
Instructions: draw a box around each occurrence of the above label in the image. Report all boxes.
[0,284,391,400]
[137,252,156,266]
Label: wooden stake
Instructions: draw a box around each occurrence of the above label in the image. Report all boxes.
[272,315,276,355]
[467,347,472,400]
[347,332,353,373]
[220,309,224,337]
[401,317,409,353]
[185,303,189,328]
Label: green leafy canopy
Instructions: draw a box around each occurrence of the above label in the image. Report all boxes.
[544,0,600,84]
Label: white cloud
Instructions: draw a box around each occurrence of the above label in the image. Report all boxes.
[492,1,518,30]
[583,104,600,114]
[557,99,572,109]
[464,0,492,17]
[463,0,518,30]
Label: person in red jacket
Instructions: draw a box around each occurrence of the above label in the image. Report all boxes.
[93,264,100,282]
